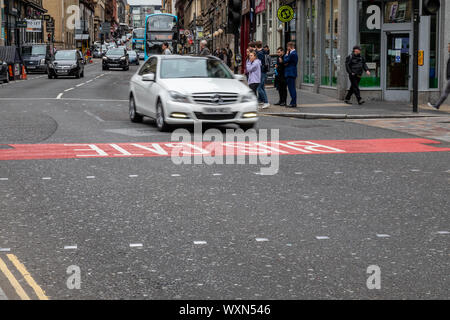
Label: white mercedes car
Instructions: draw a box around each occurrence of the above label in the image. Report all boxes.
[128,55,258,131]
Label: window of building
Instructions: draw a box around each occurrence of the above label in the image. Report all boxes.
[321,0,338,87]
[303,0,315,84]
[384,0,412,24]
[262,11,268,46]
[429,13,439,89]
[358,0,381,87]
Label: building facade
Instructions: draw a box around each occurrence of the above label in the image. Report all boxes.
[1,0,47,46]
[247,0,450,104]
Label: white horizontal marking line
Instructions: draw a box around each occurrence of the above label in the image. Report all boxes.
[0,248,11,252]
[255,238,269,242]
[437,231,450,235]
[193,241,207,245]
[316,236,330,240]
[64,245,77,250]
[0,178,8,181]
[42,177,52,180]
[86,176,96,179]
[129,175,139,178]
[376,234,391,238]
[171,174,181,177]
[129,243,143,248]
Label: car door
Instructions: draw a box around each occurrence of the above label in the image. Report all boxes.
[133,57,158,116]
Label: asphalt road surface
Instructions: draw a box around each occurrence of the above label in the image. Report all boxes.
[0,60,448,300]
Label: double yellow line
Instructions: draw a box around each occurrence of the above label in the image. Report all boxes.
[0,254,49,300]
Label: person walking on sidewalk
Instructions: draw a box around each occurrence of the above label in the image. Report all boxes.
[344,46,370,105]
[246,51,262,97]
[274,47,287,106]
[284,42,298,108]
[162,42,172,55]
[256,41,270,109]
[200,40,211,56]
[428,42,450,110]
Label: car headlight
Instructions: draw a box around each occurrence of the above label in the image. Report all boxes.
[120,56,126,60]
[103,56,108,60]
[241,91,257,103]
[169,91,190,103]
[71,64,78,68]
[40,59,46,65]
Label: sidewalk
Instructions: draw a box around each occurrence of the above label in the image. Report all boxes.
[262,87,450,119]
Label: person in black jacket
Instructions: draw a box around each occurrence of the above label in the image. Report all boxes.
[274,47,287,106]
[344,46,371,105]
[428,43,450,110]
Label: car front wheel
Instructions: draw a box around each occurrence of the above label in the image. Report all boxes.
[156,100,170,132]
[129,95,143,123]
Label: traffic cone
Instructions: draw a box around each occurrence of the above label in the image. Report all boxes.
[21,65,27,80]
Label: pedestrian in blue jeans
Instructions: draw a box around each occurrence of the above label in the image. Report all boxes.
[255,41,270,109]
[284,42,298,108]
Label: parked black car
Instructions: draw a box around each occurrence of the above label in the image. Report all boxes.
[48,50,85,79]
[21,44,53,74]
[0,59,9,83]
[102,48,129,71]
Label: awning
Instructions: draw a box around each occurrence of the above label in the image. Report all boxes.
[75,34,90,40]
[0,46,23,64]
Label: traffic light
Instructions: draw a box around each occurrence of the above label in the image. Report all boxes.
[227,0,241,35]
[422,0,440,15]
[48,33,52,42]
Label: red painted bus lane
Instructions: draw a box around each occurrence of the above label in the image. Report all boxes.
[0,138,449,161]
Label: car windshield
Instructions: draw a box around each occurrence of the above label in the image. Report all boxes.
[160,58,234,79]
[55,51,76,60]
[108,49,124,55]
[22,46,46,56]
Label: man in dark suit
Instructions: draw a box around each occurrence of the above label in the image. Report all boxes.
[284,42,298,108]
[274,47,287,106]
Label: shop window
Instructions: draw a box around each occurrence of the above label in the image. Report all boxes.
[321,0,338,87]
[303,0,315,84]
[429,13,439,89]
[358,0,381,87]
[384,0,412,24]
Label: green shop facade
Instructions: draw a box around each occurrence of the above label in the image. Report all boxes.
[293,0,450,103]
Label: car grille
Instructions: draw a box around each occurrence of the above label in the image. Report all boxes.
[192,92,239,105]
[25,61,37,65]
[194,112,238,121]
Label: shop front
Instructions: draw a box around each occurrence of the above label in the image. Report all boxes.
[295,0,446,103]
[353,0,442,102]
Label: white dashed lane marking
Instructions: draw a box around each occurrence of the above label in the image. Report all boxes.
[376,234,391,238]
[129,243,143,248]
[193,241,207,245]
[316,236,330,240]
[0,178,8,181]
[0,248,11,252]
[437,231,450,235]
[64,245,77,250]
[255,238,269,242]
[86,176,96,179]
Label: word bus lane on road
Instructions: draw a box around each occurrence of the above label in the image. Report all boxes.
[0,138,449,161]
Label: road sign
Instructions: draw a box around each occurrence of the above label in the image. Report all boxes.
[277,5,294,23]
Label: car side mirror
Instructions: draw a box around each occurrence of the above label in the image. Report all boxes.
[142,73,155,82]
[234,74,245,81]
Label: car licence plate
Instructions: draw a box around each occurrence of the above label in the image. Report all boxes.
[203,107,232,114]
[57,70,68,74]
[27,66,36,69]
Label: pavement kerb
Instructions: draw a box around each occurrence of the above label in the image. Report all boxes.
[261,112,447,120]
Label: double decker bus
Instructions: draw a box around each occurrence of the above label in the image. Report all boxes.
[144,13,179,60]
[132,28,146,57]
